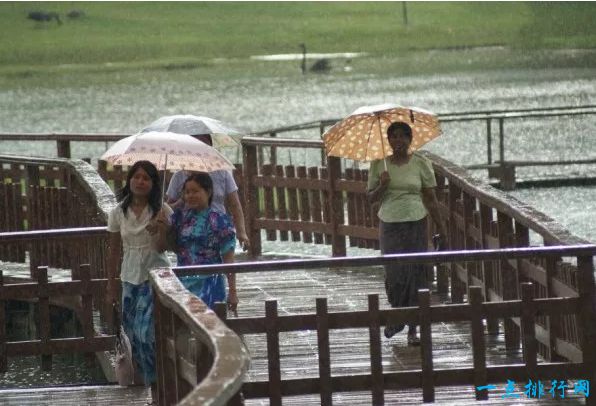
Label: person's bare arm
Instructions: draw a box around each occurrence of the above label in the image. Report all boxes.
[225,191,249,250]
[421,187,448,239]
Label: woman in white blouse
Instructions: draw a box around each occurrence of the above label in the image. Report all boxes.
[106,160,171,398]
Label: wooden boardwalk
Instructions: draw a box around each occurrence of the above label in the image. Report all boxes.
[232,251,587,405]
[0,249,590,404]
[0,385,151,405]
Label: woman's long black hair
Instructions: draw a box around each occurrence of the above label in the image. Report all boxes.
[115,160,162,218]
[183,172,213,207]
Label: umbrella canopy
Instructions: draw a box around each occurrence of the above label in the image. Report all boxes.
[100,131,235,172]
[141,115,243,148]
[323,103,442,162]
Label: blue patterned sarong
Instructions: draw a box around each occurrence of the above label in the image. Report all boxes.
[179,274,227,309]
[121,281,155,385]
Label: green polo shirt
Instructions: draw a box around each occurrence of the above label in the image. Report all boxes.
[367,153,437,223]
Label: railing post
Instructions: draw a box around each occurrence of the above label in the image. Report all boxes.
[243,142,261,257]
[316,298,332,406]
[469,286,487,401]
[153,287,166,406]
[520,283,537,377]
[75,264,96,366]
[269,132,277,167]
[319,124,327,167]
[498,117,504,166]
[486,118,492,165]
[265,300,281,406]
[576,256,596,383]
[462,193,475,289]
[37,266,52,371]
[497,211,520,351]
[419,289,434,403]
[479,203,498,334]
[327,156,346,256]
[56,139,71,158]
[545,256,563,361]
[25,164,40,187]
[448,182,464,303]
[368,294,383,405]
[0,271,6,373]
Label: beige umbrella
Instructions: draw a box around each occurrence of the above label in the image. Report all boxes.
[323,103,442,166]
[101,131,235,196]
[101,131,234,172]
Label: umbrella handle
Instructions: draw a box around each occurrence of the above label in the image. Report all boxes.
[162,154,168,202]
[378,115,388,172]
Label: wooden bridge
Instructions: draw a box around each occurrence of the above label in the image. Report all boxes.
[0,127,595,404]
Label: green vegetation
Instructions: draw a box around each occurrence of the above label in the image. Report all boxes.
[2,2,596,77]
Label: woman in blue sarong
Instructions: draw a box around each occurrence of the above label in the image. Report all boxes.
[106,160,172,400]
[158,172,238,311]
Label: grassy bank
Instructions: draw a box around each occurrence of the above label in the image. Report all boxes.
[2,1,596,77]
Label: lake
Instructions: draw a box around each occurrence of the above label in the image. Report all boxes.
[1,57,595,243]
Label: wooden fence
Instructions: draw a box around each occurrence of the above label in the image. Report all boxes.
[164,245,596,404]
[0,155,115,276]
[0,156,117,374]
[0,264,114,373]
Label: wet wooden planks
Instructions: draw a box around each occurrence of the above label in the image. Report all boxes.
[0,385,151,405]
[233,265,589,404]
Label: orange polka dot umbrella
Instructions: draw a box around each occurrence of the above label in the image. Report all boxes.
[323,103,442,162]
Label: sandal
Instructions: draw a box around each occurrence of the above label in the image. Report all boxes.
[383,324,405,339]
[407,333,421,346]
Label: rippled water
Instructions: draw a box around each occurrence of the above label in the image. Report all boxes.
[1,65,595,243]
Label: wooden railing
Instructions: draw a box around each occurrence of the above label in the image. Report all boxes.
[0,264,114,373]
[0,156,117,375]
[150,267,249,406]
[0,155,115,275]
[239,137,590,254]
[168,245,596,404]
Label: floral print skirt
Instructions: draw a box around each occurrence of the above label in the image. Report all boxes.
[121,281,155,385]
[179,274,227,309]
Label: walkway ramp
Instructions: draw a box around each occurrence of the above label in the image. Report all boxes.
[0,385,150,405]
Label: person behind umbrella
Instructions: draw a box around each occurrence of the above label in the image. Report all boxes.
[166,133,250,250]
[158,172,238,311]
[106,160,172,398]
[367,122,447,346]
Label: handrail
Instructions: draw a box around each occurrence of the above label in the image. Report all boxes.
[249,104,596,136]
[423,150,591,245]
[150,268,249,406]
[2,105,595,141]
[173,245,596,276]
[241,136,323,148]
[0,133,126,142]
[0,154,116,220]
[0,227,107,241]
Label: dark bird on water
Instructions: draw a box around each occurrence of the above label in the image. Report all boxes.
[27,11,62,25]
[299,43,331,74]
